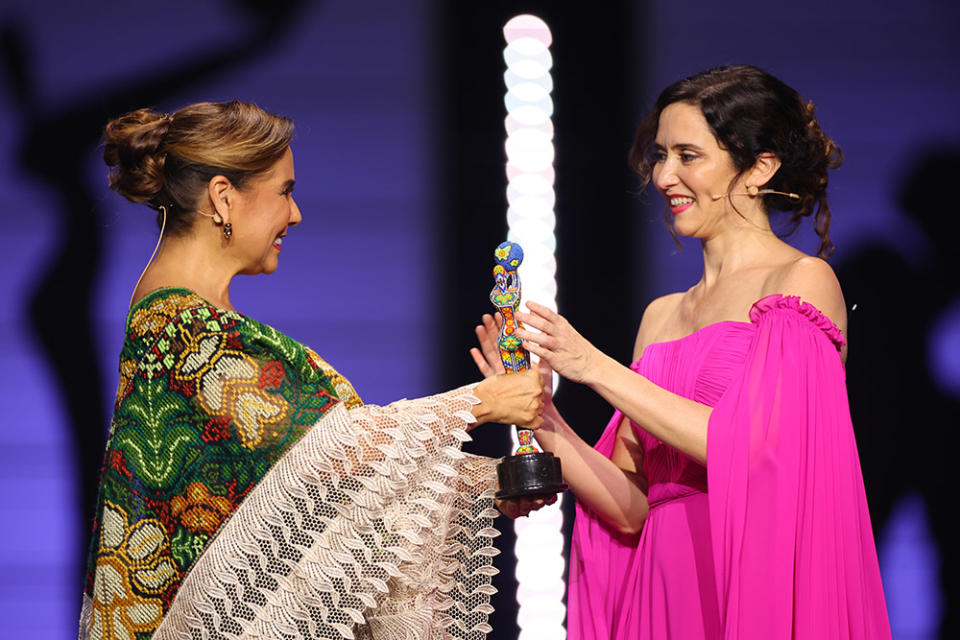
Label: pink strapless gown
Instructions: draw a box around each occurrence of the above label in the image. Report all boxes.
[568,295,890,639]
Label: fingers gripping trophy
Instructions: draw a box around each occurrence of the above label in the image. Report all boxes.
[490,241,567,499]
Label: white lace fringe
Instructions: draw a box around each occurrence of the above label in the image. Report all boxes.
[82,385,501,640]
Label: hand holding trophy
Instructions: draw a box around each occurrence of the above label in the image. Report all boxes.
[489,241,567,499]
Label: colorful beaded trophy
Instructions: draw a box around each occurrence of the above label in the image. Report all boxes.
[490,241,567,500]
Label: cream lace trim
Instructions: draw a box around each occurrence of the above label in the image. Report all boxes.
[128,384,500,640]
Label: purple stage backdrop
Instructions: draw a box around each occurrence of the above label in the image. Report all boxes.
[1,1,958,639]
[0,1,435,636]
[634,0,960,298]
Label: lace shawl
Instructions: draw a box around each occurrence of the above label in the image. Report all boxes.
[80,289,500,639]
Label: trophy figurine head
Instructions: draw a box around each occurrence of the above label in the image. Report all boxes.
[491,241,523,304]
[494,241,524,270]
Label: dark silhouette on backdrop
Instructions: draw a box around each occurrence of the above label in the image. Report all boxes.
[0,0,308,579]
[839,149,960,639]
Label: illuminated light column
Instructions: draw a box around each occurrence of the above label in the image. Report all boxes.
[502,14,566,639]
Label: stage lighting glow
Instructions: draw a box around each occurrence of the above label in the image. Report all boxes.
[506,78,552,103]
[506,104,553,127]
[505,115,554,137]
[503,13,566,640]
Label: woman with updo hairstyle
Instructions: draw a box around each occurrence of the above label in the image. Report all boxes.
[80,100,545,640]
[629,64,844,259]
[474,66,891,638]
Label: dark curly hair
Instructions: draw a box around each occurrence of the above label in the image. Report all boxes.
[102,100,294,235]
[629,65,843,257]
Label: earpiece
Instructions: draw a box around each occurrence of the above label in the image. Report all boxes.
[195,209,224,224]
[129,205,168,308]
[711,185,800,201]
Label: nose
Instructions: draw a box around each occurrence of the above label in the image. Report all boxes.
[653,157,678,192]
[289,197,302,227]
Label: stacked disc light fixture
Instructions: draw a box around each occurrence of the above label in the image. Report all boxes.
[502,14,566,639]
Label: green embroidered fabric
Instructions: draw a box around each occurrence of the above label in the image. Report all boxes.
[83,288,358,638]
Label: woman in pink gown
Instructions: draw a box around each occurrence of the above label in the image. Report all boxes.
[474,65,891,638]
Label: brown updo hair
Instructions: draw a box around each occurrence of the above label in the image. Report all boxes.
[629,65,843,257]
[103,100,294,235]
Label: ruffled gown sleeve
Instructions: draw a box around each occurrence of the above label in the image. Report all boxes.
[707,295,890,639]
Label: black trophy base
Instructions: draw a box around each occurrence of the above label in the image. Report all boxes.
[495,451,568,500]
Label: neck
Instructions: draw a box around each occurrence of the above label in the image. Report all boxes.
[698,209,778,288]
[134,230,239,310]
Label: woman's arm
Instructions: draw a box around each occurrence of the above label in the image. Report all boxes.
[518,302,713,464]
[473,312,650,534]
[533,394,650,535]
[518,260,848,465]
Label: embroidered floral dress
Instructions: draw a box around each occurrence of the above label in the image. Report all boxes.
[81,288,501,640]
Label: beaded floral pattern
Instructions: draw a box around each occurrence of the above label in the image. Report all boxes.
[84,289,344,636]
[89,502,176,640]
[82,289,501,640]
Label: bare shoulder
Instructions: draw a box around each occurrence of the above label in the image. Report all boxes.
[766,255,847,334]
[633,292,684,361]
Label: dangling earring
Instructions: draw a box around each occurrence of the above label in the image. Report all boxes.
[195,208,232,238]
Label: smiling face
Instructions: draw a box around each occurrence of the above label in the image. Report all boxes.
[229,147,301,275]
[651,102,744,239]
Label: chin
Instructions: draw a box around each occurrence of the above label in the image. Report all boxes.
[671,221,694,238]
[671,218,705,240]
[239,260,277,276]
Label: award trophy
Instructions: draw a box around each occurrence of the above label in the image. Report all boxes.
[489,241,567,500]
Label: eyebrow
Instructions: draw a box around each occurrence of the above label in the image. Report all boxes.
[653,142,706,152]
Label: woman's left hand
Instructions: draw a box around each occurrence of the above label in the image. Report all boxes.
[470,313,506,378]
[517,302,603,385]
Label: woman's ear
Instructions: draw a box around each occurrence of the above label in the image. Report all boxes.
[750,152,782,188]
[208,175,233,223]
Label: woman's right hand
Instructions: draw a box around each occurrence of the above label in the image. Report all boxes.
[516,302,605,385]
[472,369,544,429]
